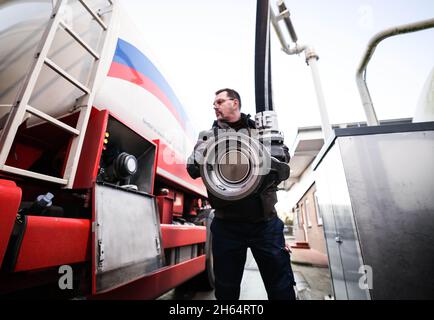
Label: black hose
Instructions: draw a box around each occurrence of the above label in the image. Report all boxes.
[255,0,273,113]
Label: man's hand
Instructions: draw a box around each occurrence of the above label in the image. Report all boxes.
[186,130,213,179]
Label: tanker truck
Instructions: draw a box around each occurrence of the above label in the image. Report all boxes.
[0,0,213,299]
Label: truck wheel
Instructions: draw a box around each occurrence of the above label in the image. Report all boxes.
[200,209,215,290]
[182,209,215,291]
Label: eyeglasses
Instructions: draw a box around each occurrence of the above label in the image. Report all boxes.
[213,98,234,107]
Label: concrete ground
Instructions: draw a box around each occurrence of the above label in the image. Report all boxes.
[292,264,332,300]
[157,245,333,300]
[285,235,333,300]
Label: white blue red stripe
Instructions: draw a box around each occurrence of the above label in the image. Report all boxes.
[108,38,196,140]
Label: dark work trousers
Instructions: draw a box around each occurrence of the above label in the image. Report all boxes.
[210,216,296,300]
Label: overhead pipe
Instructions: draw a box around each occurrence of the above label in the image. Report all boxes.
[356,18,434,126]
[254,0,289,165]
[276,0,298,44]
[270,1,333,140]
[255,0,273,113]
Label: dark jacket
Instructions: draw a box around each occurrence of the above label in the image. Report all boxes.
[187,113,289,223]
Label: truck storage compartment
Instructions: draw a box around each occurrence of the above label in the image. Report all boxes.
[97,116,157,194]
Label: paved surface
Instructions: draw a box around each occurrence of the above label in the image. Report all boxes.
[157,243,333,300]
[291,247,329,267]
[292,264,332,300]
[157,248,267,300]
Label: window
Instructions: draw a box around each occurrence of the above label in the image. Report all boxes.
[293,208,298,227]
[304,199,312,228]
[296,207,302,228]
[313,192,323,226]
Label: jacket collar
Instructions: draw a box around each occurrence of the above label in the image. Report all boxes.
[212,113,255,129]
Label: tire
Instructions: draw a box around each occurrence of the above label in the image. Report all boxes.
[182,209,215,291]
[201,209,215,290]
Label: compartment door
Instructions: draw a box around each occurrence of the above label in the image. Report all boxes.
[92,184,164,294]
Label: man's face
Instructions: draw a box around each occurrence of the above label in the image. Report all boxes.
[213,91,240,122]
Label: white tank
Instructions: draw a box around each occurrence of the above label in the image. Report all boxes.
[0,0,108,121]
[0,0,205,196]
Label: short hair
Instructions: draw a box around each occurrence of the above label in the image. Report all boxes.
[215,88,242,110]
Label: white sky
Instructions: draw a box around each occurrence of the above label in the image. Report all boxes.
[122,0,434,146]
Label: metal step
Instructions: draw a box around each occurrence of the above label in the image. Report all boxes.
[2,165,68,185]
[0,0,114,186]
[26,105,80,136]
[59,20,100,60]
[79,0,108,30]
[44,58,90,94]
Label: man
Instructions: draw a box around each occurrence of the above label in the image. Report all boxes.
[187,88,296,300]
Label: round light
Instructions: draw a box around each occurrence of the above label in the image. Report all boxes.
[113,152,138,179]
[126,157,137,173]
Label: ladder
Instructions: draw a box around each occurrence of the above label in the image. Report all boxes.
[0,0,114,188]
